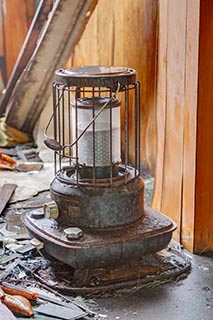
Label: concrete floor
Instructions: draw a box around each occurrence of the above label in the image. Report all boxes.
[95,253,212,320]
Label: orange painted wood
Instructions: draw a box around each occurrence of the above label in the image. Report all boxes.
[3,0,34,78]
[181,0,200,252]
[24,0,35,28]
[152,0,168,211]
[160,0,187,242]
[195,0,213,253]
[72,0,158,173]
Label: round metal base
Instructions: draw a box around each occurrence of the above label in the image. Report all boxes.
[22,207,176,270]
[28,244,191,295]
[51,170,144,229]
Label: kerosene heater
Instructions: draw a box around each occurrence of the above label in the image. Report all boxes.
[23,66,176,287]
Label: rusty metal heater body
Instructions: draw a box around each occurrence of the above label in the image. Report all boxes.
[23,66,175,282]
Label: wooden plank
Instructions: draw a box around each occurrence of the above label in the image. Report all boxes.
[5,0,98,135]
[0,0,53,117]
[160,0,187,241]
[195,0,213,253]
[152,0,168,210]
[181,0,200,252]
[0,183,17,215]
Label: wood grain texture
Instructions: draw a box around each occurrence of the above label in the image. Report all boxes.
[160,0,187,241]
[152,0,167,211]
[181,0,200,252]
[195,0,213,253]
[72,0,158,173]
[153,0,212,253]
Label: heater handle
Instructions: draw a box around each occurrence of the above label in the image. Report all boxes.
[44,82,120,152]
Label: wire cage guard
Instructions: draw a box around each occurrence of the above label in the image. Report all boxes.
[44,66,141,187]
[22,66,176,276]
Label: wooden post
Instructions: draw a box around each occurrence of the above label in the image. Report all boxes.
[194,0,213,253]
[153,0,213,253]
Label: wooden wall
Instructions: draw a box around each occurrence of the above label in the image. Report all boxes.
[0,0,211,253]
[153,0,213,253]
[71,0,158,173]
[0,0,34,89]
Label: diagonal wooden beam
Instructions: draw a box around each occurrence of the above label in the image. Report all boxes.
[0,0,53,117]
[4,0,98,135]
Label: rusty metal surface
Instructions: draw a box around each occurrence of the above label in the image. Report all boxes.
[50,175,144,228]
[19,244,190,295]
[22,207,176,269]
[47,70,141,187]
[55,66,137,90]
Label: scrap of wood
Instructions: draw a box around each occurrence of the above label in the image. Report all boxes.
[0,259,21,281]
[0,253,21,264]
[35,302,87,320]
[0,184,17,216]
[5,0,98,135]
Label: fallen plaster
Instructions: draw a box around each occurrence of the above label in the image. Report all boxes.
[0,163,54,202]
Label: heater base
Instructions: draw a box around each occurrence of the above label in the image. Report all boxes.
[26,243,190,295]
[22,207,176,270]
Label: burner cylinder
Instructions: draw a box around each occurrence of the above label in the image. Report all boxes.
[71,97,121,171]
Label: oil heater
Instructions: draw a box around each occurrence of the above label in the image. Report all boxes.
[23,66,176,287]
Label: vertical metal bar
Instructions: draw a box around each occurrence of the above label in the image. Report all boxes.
[62,87,65,158]
[92,87,96,186]
[52,82,57,174]
[75,87,79,184]
[134,84,138,176]
[57,87,61,170]
[109,91,113,186]
[136,81,141,174]
[68,87,71,165]
[124,86,129,183]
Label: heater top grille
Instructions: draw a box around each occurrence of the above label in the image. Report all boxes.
[55,66,137,90]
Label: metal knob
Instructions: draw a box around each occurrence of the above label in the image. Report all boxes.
[43,201,59,219]
[64,227,83,240]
